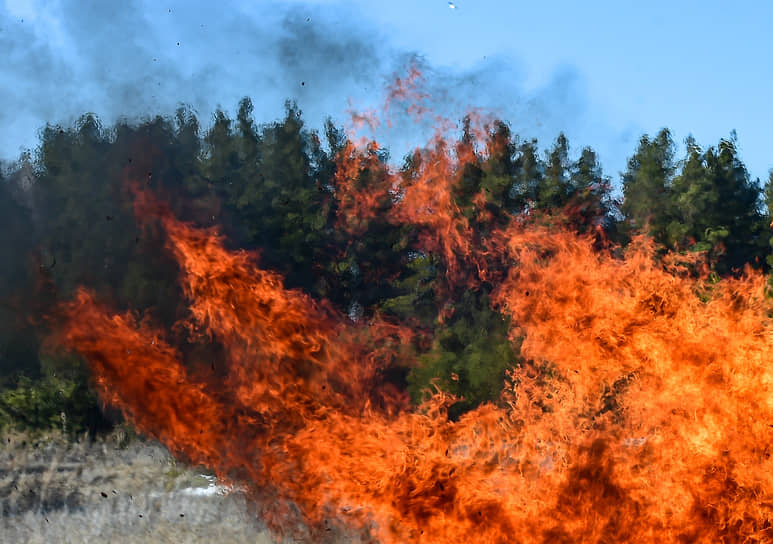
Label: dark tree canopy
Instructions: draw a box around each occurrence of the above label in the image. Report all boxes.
[1,98,771,434]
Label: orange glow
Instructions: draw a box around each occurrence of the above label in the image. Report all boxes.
[56,71,773,542]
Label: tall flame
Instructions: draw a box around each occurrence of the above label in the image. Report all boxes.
[55,75,773,542]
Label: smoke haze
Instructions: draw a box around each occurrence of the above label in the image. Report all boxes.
[0,0,627,174]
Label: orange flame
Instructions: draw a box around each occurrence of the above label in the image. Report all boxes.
[56,69,773,542]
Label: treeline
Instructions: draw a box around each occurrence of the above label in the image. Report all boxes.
[1,98,772,434]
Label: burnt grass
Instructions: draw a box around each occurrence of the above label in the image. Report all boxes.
[0,429,359,543]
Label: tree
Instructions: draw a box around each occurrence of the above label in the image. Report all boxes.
[407,289,519,420]
[508,137,543,215]
[531,133,615,233]
[0,165,40,382]
[568,146,615,232]
[668,134,764,273]
[621,128,677,244]
[537,133,572,211]
[763,171,773,272]
[204,101,334,294]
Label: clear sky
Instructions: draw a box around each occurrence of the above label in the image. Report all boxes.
[2,0,771,185]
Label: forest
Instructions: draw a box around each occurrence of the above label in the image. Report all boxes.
[1,98,772,436]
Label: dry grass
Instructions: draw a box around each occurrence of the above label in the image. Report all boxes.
[0,430,285,543]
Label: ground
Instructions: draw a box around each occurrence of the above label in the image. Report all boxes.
[0,430,284,543]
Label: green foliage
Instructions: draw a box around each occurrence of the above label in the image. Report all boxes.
[38,348,88,380]
[204,101,334,293]
[622,130,768,274]
[507,137,542,213]
[524,133,616,232]
[764,172,773,271]
[621,129,677,244]
[0,374,105,436]
[379,252,440,326]
[407,290,520,419]
[568,146,615,231]
[34,114,191,326]
[479,121,518,210]
[668,134,766,273]
[0,164,44,381]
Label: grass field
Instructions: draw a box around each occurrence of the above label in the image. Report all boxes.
[0,431,309,543]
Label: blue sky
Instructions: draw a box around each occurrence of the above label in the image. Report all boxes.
[2,0,771,186]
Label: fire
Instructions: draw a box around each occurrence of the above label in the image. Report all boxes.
[55,74,773,542]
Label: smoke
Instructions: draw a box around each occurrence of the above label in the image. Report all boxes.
[0,0,629,173]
